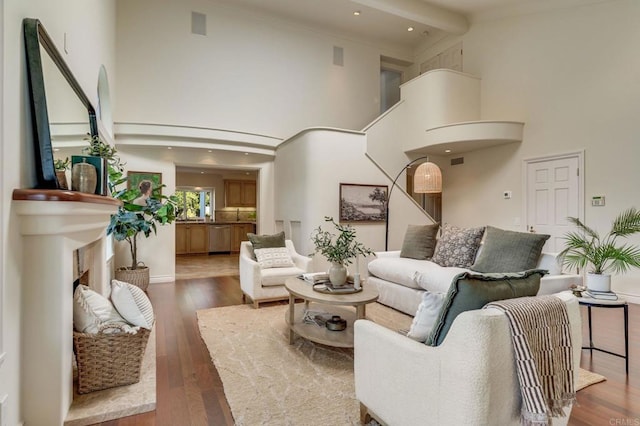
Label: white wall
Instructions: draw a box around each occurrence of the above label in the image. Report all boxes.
[114,0,390,139]
[2,1,116,424]
[275,128,431,275]
[423,0,640,298]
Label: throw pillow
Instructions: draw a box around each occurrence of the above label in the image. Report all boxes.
[248,231,286,250]
[425,269,546,346]
[400,224,439,260]
[431,224,485,268]
[254,247,295,269]
[406,290,446,342]
[73,284,127,334]
[471,226,550,273]
[110,279,155,329]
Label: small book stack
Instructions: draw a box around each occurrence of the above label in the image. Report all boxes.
[324,282,356,293]
[300,272,329,284]
[584,289,618,300]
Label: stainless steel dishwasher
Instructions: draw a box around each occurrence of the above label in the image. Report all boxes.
[209,225,231,253]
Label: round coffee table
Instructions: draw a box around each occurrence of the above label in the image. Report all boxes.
[284,276,379,348]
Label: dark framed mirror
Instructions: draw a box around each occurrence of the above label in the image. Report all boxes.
[23,18,98,189]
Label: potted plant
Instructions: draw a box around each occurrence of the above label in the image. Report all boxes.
[107,184,179,291]
[54,157,70,189]
[559,207,640,292]
[310,216,374,285]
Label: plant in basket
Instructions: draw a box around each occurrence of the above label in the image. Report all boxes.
[107,176,179,291]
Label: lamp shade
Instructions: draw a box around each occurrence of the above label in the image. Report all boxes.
[413,161,442,193]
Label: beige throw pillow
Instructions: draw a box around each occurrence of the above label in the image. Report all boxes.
[73,285,134,334]
[110,279,155,330]
[254,247,295,269]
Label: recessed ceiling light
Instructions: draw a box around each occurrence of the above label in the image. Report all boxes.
[407,26,414,32]
[208,149,212,153]
[445,149,452,153]
[53,148,60,152]
[201,171,205,174]
[244,152,249,156]
[353,10,361,16]
[245,172,250,175]
[167,146,172,150]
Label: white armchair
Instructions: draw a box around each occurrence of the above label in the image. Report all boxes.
[239,240,312,308]
[354,292,582,426]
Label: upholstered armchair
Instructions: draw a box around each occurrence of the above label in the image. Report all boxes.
[354,292,582,426]
[239,240,312,308]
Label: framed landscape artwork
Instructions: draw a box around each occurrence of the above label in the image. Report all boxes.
[127,171,162,203]
[339,183,388,222]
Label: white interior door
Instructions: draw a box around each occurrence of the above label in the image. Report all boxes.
[525,153,583,252]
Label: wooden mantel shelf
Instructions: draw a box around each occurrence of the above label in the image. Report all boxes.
[12,188,122,206]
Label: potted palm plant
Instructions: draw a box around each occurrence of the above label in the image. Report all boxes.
[559,207,640,292]
[310,216,374,285]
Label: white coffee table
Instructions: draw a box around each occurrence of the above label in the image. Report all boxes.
[284,277,379,348]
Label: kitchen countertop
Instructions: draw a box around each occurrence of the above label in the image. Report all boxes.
[176,221,256,225]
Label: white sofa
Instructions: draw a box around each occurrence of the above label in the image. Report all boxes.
[239,240,312,308]
[355,291,581,426]
[367,250,581,316]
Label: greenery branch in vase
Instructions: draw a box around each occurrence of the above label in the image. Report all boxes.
[310,217,374,286]
[559,207,640,293]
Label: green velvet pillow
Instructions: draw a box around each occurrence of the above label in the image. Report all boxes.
[471,226,550,273]
[247,231,286,250]
[400,224,439,260]
[425,269,546,346]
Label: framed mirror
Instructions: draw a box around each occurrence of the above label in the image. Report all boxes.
[23,18,98,189]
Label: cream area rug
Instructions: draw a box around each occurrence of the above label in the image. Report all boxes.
[197,303,603,425]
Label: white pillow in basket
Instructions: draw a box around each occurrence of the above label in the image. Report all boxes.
[110,279,155,329]
[73,284,128,334]
[254,247,295,269]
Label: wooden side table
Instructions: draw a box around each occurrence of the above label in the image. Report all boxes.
[578,295,629,373]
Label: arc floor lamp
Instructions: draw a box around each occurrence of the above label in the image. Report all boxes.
[385,156,442,250]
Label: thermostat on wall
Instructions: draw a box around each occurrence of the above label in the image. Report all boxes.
[591,196,605,207]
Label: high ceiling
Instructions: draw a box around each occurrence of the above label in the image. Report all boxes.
[212,0,595,50]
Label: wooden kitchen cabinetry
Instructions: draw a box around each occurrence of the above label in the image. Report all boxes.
[225,180,256,207]
[231,223,255,252]
[176,223,209,255]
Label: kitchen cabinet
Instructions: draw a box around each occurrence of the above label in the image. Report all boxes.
[176,223,209,254]
[231,223,255,252]
[225,180,256,207]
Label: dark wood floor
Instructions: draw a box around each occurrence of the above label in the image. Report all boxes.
[98,274,640,425]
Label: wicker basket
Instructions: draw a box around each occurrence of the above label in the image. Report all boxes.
[115,266,150,291]
[73,324,151,394]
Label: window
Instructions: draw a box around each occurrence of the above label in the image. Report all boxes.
[175,187,213,220]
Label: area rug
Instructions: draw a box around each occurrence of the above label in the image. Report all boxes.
[197,303,603,425]
[576,368,606,390]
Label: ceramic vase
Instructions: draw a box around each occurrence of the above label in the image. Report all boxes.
[328,262,348,286]
[586,273,611,292]
[72,160,97,194]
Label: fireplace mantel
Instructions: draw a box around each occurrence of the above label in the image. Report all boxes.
[12,189,121,425]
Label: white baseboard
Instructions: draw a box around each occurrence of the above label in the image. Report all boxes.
[150,275,174,284]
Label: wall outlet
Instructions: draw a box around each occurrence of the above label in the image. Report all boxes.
[503,190,512,199]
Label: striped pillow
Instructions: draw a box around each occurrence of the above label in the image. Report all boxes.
[110,280,155,329]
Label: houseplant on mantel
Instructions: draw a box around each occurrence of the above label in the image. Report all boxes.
[85,134,178,291]
[310,216,374,286]
[559,207,640,292]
